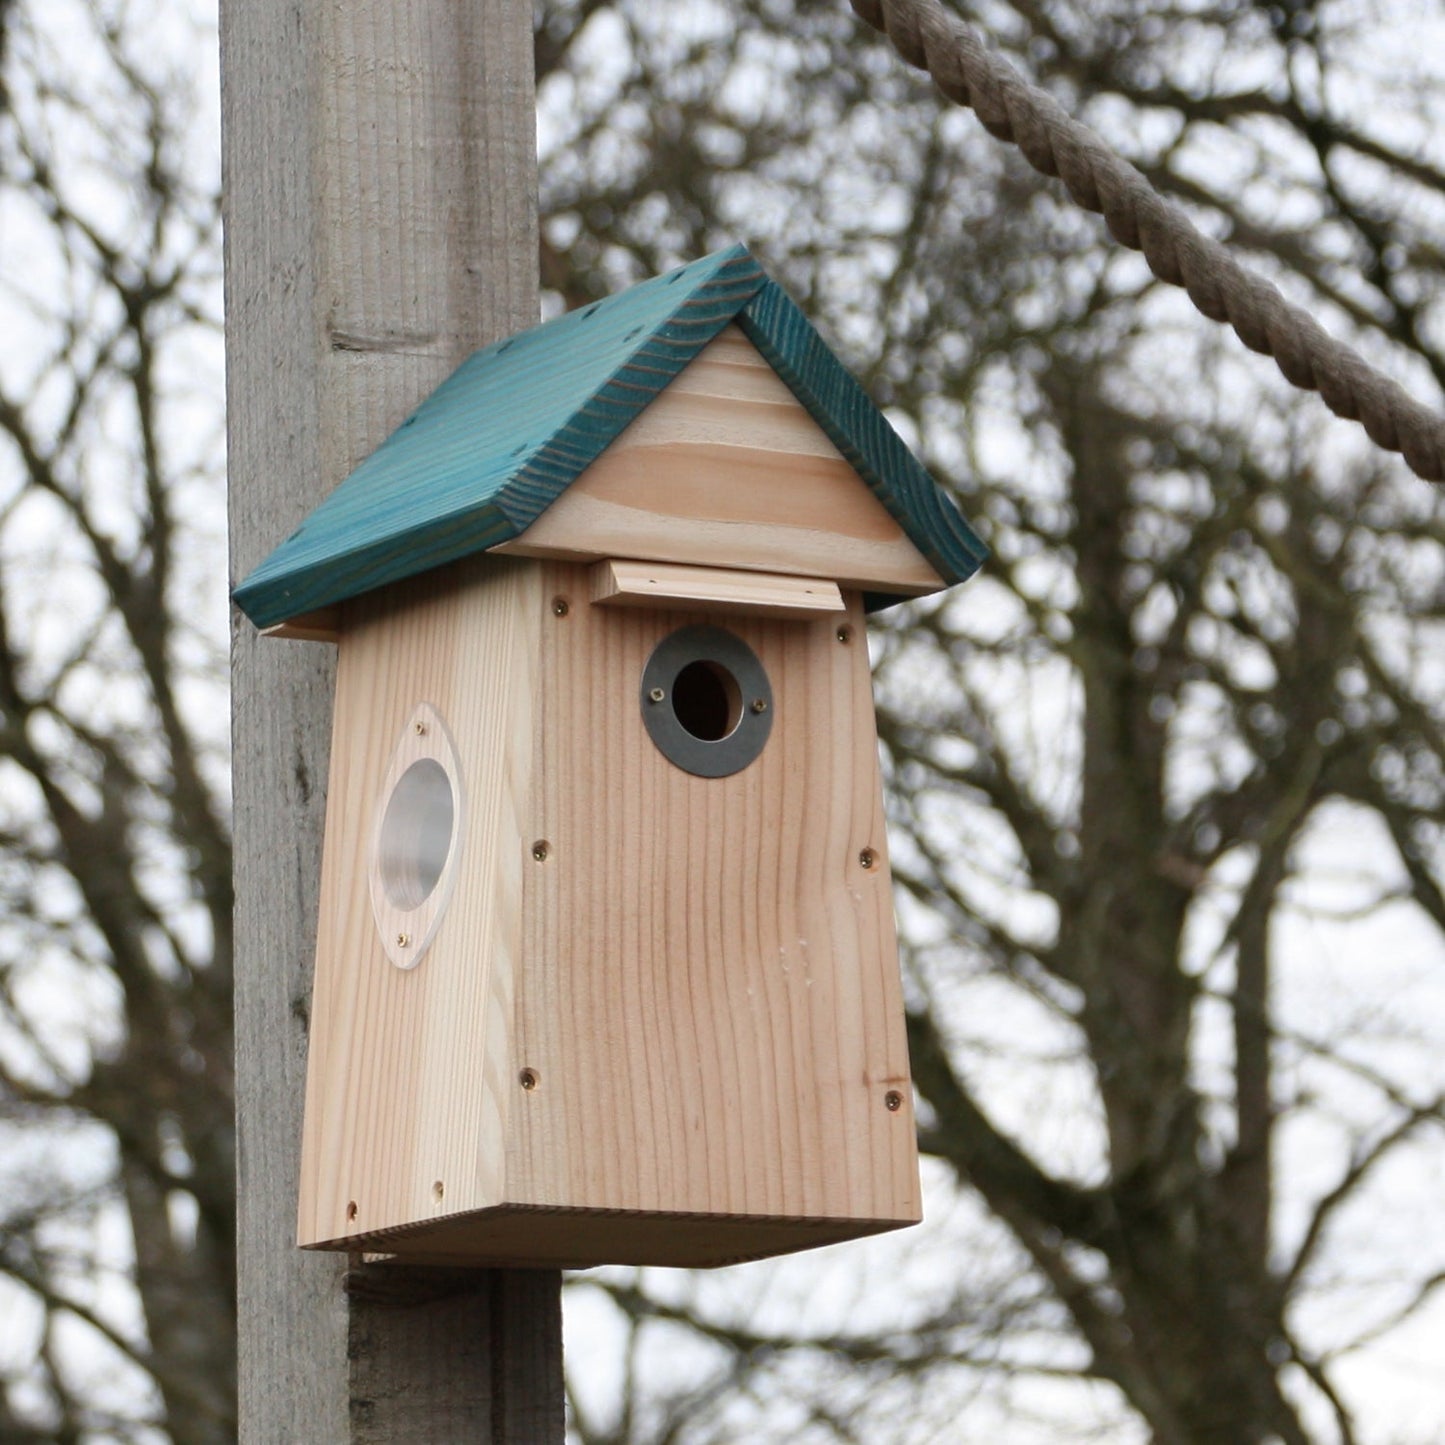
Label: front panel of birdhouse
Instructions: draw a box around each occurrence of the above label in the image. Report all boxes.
[511,559,918,1261]
[296,553,921,1267]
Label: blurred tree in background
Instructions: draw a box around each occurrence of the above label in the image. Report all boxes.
[0,0,230,1440]
[2,0,1442,1441]
[539,3,1445,1440]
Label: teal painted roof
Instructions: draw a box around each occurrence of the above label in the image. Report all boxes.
[233,245,986,628]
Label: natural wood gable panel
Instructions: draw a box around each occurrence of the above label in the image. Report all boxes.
[493,326,946,595]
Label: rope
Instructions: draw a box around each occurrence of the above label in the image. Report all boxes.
[849,0,1445,483]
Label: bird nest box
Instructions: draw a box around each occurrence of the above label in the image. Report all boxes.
[234,245,986,1268]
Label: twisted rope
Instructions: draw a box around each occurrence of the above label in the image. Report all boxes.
[850,0,1445,482]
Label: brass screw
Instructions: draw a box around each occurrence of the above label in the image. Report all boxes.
[414,720,427,736]
[884,1090,903,1112]
[649,686,666,704]
[859,848,877,870]
[432,1180,445,1202]
[750,697,768,714]
[346,1200,358,1222]
[552,597,570,617]
[519,1068,539,1091]
[836,624,853,644]
[396,932,411,948]
[531,840,550,862]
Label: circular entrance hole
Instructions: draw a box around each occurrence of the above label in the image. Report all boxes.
[640,626,772,778]
[377,757,455,910]
[671,659,742,741]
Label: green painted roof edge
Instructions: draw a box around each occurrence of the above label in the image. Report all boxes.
[484,247,771,535]
[736,280,988,605]
[232,246,766,629]
[233,244,986,629]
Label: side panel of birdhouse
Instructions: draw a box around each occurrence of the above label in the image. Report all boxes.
[296,556,542,1247]
[502,560,919,1262]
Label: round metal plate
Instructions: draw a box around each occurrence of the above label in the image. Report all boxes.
[640,625,773,778]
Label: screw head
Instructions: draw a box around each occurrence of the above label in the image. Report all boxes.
[413,720,427,735]
[836,624,853,644]
[531,840,550,862]
[396,932,411,948]
[884,1090,904,1112]
[552,597,569,617]
[648,686,666,704]
[519,1067,539,1091]
[859,847,877,870]
[750,697,768,714]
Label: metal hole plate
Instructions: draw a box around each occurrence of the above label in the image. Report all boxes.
[640,625,773,778]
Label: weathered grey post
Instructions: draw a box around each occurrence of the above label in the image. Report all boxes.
[222,2,563,1438]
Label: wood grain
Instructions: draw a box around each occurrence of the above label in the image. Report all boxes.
[591,559,845,618]
[512,561,920,1252]
[299,557,541,1244]
[232,250,771,628]
[739,280,989,588]
[496,327,947,594]
[233,260,990,630]
[223,0,560,1435]
[298,559,920,1267]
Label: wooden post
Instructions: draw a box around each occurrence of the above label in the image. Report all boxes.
[222,2,561,1439]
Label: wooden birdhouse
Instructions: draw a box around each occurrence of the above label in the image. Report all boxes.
[233,245,986,1268]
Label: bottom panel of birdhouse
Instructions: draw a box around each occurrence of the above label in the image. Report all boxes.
[305,1205,916,1270]
[298,556,922,1266]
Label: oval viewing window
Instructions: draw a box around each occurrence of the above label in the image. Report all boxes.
[377,758,454,909]
[369,703,466,970]
[641,626,772,778]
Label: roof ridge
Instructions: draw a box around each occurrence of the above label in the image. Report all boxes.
[233,246,985,629]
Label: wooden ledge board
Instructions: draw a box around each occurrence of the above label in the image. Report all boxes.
[591,559,844,619]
